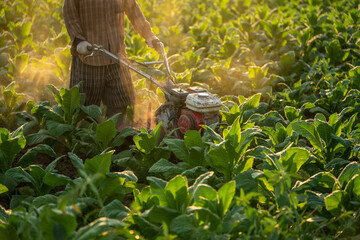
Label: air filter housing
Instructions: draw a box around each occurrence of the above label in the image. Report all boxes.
[185,92,222,113]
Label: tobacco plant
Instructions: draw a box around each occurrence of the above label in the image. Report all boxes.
[1,0,360,239]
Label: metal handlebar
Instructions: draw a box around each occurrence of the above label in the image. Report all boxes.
[84,43,175,97]
[159,42,173,82]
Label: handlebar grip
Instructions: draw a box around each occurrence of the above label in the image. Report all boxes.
[87,45,94,52]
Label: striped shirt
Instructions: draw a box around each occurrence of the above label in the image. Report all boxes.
[63,0,155,66]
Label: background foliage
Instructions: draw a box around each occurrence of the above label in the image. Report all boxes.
[1,0,360,239]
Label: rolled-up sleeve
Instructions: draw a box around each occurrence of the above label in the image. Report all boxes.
[124,0,155,41]
[63,0,86,44]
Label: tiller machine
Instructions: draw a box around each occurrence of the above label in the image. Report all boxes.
[86,43,222,138]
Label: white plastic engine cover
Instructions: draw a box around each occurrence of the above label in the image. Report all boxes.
[185,92,222,113]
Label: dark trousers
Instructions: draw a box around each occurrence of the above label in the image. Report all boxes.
[70,56,132,124]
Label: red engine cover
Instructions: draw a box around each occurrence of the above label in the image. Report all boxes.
[177,109,205,134]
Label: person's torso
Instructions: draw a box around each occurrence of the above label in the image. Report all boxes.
[77,0,126,66]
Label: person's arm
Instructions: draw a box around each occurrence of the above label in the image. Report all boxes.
[63,0,88,54]
[124,0,161,51]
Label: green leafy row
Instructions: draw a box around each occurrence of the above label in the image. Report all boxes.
[0,83,359,238]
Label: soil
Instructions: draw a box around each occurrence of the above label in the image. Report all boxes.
[13,144,79,179]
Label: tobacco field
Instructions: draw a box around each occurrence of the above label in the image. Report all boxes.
[1,0,360,239]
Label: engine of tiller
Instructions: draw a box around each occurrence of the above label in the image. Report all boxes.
[155,86,222,138]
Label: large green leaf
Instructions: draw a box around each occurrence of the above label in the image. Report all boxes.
[218,180,235,218]
[17,144,56,168]
[234,169,273,196]
[207,140,236,181]
[236,157,254,174]
[224,116,241,151]
[0,184,8,194]
[43,172,71,187]
[98,199,129,219]
[9,195,34,209]
[112,171,138,183]
[112,127,139,147]
[84,151,113,175]
[79,105,102,120]
[70,218,123,240]
[14,54,28,74]
[338,162,359,189]
[148,158,184,175]
[246,145,273,161]
[26,130,55,146]
[46,120,74,137]
[280,51,295,74]
[342,113,357,137]
[31,105,64,122]
[0,222,19,240]
[0,128,26,173]
[32,195,58,208]
[292,172,337,193]
[350,175,360,199]
[29,165,46,186]
[164,139,189,162]
[316,121,334,147]
[5,167,38,190]
[274,123,288,144]
[192,184,217,205]
[221,103,240,125]
[132,215,160,238]
[47,85,62,105]
[188,147,206,167]
[152,122,163,145]
[306,190,326,209]
[238,128,260,156]
[147,205,180,224]
[165,175,188,210]
[291,121,322,150]
[331,134,352,149]
[280,147,310,173]
[325,158,351,171]
[59,87,80,123]
[147,177,167,207]
[96,119,117,149]
[68,152,84,170]
[184,130,204,148]
[133,133,156,154]
[242,93,261,111]
[170,214,198,239]
[325,39,347,65]
[324,190,345,217]
[133,186,152,210]
[284,106,299,122]
[98,174,126,200]
[21,21,32,37]
[188,171,214,196]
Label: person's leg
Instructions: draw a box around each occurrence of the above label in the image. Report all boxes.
[103,63,133,127]
[70,56,105,106]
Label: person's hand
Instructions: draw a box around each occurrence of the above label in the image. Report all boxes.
[76,41,92,55]
[146,36,162,54]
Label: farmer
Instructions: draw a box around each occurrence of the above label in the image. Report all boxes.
[63,0,162,126]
